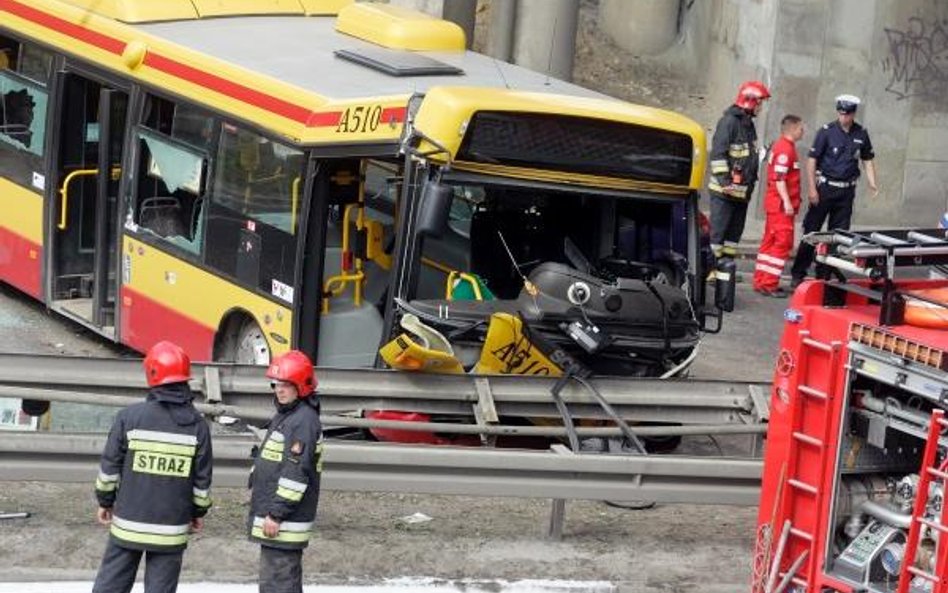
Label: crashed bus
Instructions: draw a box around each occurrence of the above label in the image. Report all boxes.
[0,1,724,437]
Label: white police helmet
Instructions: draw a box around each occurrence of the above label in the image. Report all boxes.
[835,94,861,114]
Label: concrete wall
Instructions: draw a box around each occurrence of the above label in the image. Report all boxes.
[712,0,948,226]
[596,0,948,227]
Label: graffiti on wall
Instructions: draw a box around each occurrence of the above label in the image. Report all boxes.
[882,17,948,100]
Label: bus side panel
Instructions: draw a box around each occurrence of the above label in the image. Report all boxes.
[120,235,292,361]
[0,179,43,299]
[120,284,216,360]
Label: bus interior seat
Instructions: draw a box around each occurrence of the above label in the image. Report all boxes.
[140,196,187,237]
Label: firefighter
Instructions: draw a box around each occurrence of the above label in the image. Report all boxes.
[248,350,323,593]
[752,114,805,297]
[708,80,771,263]
[92,341,213,593]
[790,94,878,288]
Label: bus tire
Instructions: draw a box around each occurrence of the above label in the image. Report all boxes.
[216,316,271,365]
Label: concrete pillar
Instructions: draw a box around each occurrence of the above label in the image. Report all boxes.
[486,0,517,61]
[442,0,477,49]
[598,0,680,56]
[512,0,580,81]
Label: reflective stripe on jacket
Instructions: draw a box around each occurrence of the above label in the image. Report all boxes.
[94,383,213,552]
[247,398,323,550]
[708,105,760,201]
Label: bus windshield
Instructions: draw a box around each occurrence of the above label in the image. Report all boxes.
[385,165,705,378]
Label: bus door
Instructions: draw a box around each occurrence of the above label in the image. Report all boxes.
[49,70,128,335]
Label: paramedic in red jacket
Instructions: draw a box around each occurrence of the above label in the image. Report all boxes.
[753,114,805,297]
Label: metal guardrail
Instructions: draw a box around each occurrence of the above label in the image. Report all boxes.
[0,433,763,505]
[0,353,770,428]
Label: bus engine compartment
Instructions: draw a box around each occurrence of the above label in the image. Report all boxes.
[823,345,948,593]
[402,179,707,377]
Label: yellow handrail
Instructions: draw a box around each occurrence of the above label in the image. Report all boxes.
[57,167,121,231]
[446,271,483,301]
[290,175,301,234]
[324,181,367,314]
[422,257,453,274]
[321,271,364,314]
[57,168,97,230]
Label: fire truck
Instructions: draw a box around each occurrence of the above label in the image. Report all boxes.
[754,229,948,593]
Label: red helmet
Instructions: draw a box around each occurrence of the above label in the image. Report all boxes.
[144,341,191,387]
[734,80,771,111]
[266,350,317,398]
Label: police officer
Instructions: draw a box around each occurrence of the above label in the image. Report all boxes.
[790,94,878,287]
[248,350,323,593]
[93,341,213,593]
[709,80,771,262]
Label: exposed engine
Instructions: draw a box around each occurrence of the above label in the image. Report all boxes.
[402,259,700,377]
[823,386,946,593]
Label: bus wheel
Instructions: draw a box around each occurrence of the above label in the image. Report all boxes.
[234,320,271,365]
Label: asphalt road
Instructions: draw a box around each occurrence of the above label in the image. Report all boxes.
[0,272,784,592]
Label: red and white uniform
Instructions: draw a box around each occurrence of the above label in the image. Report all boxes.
[753,136,801,291]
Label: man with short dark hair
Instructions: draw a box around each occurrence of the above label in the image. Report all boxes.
[753,114,805,297]
[790,95,878,287]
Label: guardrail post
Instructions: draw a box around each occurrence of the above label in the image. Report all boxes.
[203,366,222,404]
[548,499,566,541]
[548,444,572,540]
[473,377,499,447]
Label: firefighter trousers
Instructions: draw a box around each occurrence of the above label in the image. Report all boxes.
[753,212,795,291]
[790,185,855,281]
[259,545,304,593]
[92,540,183,593]
[709,192,751,259]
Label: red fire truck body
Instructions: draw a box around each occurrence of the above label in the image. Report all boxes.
[754,229,948,593]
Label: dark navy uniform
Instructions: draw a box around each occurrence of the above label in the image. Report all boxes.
[708,105,761,259]
[247,397,323,593]
[93,383,213,593]
[790,120,874,281]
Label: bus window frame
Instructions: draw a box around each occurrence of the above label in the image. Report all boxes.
[209,121,307,237]
[130,125,210,251]
[0,31,55,193]
[386,164,704,319]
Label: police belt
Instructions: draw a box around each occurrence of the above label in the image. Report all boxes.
[818,176,857,189]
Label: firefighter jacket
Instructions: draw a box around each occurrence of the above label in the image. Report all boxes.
[708,105,760,201]
[764,135,802,214]
[247,397,323,550]
[94,383,213,553]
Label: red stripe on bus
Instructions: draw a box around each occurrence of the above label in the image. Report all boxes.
[382,107,407,122]
[119,286,215,360]
[0,225,42,299]
[305,111,342,127]
[143,52,321,125]
[4,1,406,129]
[1,0,125,55]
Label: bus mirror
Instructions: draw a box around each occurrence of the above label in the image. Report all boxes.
[416,181,453,238]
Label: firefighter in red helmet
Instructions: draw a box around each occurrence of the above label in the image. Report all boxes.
[247,350,323,593]
[93,341,213,593]
[708,80,771,269]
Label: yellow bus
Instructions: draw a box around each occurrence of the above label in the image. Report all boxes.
[0,0,713,376]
